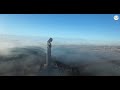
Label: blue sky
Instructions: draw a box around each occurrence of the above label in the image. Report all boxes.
[0,14,120,45]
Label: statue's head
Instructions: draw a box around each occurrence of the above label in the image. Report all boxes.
[48,38,53,43]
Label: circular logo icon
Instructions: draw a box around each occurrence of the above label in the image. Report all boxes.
[114,15,119,21]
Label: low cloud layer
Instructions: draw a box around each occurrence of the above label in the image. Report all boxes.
[1,35,120,76]
[52,45,120,76]
[0,35,47,75]
[0,46,46,76]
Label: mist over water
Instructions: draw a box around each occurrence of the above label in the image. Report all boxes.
[0,35,120,76]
